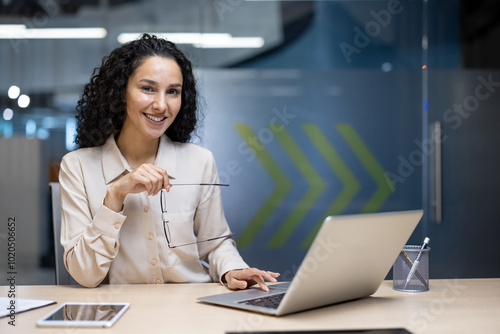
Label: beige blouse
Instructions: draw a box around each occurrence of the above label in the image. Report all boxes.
[59,134,248,287]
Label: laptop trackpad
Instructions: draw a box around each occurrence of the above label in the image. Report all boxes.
[256,281,290,292]
[198,282,291,305]
[235,281,290,300]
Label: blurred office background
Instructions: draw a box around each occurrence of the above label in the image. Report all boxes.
[0,0,499,285]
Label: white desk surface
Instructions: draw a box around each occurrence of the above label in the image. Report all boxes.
[1,279,499,333]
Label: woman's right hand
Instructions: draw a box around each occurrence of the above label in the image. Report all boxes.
[103,164,171,212]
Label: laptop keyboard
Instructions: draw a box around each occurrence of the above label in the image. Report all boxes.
[237,293,285,309]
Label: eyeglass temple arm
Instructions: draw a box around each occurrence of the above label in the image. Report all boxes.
[167,233,237,249]
[170,183,229,186]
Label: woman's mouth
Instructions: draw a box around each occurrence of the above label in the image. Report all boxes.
[144,113,166,122]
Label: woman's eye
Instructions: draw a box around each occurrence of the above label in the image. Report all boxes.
[141,86,153,92]
[168,89,180,95]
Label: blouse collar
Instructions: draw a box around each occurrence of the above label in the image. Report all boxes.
[102,134,177,185]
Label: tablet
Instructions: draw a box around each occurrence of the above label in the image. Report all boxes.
[36,302,130,328]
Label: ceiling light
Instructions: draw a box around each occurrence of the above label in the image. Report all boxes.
[1,24,25,32]
[25,119,36,138]
[194,37,264,48]
[0,25,107,39]
[8,85,20,99]
[37,128,50,140]
[3,122,13,138]
[117,33,264,48]
[118,33,230,45]
[18,94,30,108]
[3,108,14,121]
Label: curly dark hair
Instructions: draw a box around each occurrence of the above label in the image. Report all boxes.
[75,34,199,148]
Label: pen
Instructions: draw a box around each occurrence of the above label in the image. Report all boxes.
[403,237,430,289]
[399,251,428,289]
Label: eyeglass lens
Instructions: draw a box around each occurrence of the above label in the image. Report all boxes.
[160,188,236,248]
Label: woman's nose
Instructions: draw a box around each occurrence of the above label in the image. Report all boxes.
[153,94,167,112]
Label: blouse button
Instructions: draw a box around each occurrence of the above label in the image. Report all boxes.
[143,206,150,212]
[151,258,157,265]
[147,233,154,240]
[114,222,120,229]
[155,279,162,284]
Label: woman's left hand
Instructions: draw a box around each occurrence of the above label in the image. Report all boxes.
[223,268,280,292]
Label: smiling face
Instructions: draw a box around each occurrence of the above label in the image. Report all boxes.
[121,56,183,142]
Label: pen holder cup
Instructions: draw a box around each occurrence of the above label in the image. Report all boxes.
[393,245,430,292]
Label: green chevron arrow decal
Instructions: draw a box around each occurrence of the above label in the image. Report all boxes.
[234,122,392,249]
[300,124,361,248]
[234,124,292,247]
[267,129,326,248]
[336,123,392,213]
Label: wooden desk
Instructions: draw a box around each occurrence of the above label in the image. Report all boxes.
[1,279,499,333]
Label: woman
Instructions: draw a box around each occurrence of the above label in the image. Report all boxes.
[59,34,279,289]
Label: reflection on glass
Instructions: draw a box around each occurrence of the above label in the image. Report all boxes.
[47,304,124,321]
[65,118,77,151]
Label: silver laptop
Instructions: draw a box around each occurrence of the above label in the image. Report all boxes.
[197,210,424,316]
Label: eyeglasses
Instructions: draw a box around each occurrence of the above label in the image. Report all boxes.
[160,185,236,248]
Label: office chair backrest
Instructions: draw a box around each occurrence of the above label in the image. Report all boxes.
[49,182,77,285]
